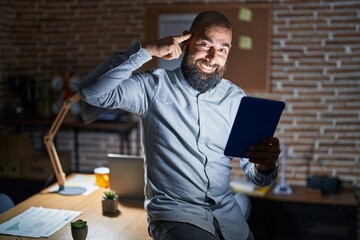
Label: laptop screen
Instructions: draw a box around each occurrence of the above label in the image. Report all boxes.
[107,154,145,200]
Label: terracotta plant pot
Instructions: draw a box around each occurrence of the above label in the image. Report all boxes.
[102,199,118,213]
[71,225,88,240]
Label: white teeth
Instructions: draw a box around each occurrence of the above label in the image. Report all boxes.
[199,62,213,72]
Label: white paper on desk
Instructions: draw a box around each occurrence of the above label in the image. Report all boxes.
[48,174,99,196]
[0,206,81,238]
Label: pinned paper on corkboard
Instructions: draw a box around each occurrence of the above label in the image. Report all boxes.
[239,36,253,50]
[239,7,252,22]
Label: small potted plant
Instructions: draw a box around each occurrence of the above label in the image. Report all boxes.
[70,219,88,240]
[102,189,118,214]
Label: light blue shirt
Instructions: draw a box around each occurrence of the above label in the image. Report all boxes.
[79,42,277,240]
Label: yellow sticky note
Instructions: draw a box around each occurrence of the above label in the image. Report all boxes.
[238,7,252,22]
[239,36,252,50]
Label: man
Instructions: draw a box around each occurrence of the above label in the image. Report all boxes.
[79,11,280,240]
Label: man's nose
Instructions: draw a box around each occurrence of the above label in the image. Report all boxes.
[205,48,216,64]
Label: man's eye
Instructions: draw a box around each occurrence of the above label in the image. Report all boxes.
[219,48,227,54]
[200,43,210,49]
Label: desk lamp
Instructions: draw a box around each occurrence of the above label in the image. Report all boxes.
[44,93,86,195]
[273,141,292,195]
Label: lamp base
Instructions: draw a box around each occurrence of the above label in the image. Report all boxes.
[58,186,87,196]
[273,183,292,195]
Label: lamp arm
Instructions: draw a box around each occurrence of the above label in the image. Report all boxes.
[44,93,80,190]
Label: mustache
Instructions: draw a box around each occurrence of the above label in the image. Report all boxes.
[196,59,220,70]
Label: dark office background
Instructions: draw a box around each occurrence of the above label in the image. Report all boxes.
[0,0,359,237]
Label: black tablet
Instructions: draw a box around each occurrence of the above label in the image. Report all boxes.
[224,96,286,158]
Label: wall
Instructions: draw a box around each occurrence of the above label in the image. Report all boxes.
[1,0,359,234]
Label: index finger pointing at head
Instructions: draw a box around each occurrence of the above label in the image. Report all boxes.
[174,32,192,44]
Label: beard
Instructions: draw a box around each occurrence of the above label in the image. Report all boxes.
[181,49,227,93]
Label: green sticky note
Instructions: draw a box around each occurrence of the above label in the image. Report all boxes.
[239,7,252,22]
[239,36,252,50]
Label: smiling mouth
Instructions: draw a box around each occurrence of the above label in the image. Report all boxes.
[198,61,216,73]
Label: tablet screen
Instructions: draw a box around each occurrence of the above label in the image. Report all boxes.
[224,96,285,158]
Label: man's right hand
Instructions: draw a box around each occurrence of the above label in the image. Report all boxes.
[143,32,192,60]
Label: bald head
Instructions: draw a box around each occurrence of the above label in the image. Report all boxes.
[190,11,232,33]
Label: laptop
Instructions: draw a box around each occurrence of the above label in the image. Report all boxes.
[107,153,145,200]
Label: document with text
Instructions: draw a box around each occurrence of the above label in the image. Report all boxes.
[0,206,81,238]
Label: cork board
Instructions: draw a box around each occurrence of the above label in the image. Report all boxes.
[145,4,271,92]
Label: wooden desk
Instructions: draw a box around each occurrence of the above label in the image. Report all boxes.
[248,185,358,240]
[265,185,357,206]
[0,174,150,240]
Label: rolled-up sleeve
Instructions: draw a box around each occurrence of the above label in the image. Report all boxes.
[240,158,278,186]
